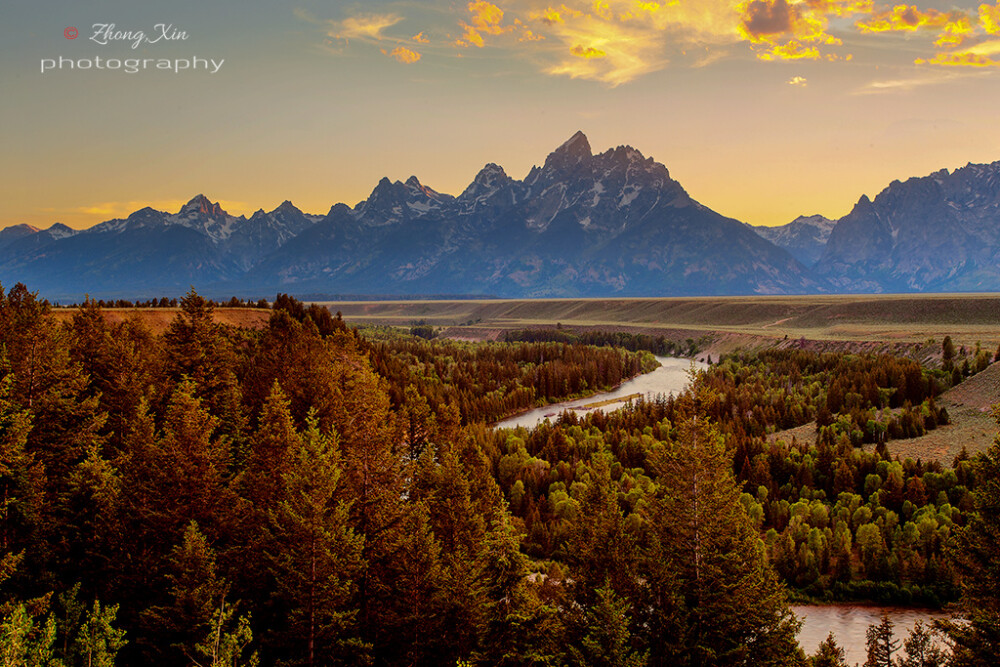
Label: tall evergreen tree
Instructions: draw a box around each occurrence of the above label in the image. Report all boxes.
[140,521,226,665]
[265,412,364,666]
[863,614,898,667]
[642,403,802,666]
[896,621,947,667]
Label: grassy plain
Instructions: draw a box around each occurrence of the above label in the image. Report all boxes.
[318,294,1000,348]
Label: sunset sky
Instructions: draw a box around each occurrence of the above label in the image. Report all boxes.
[2,0,999,230]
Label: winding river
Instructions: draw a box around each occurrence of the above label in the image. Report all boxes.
[494,356,705,430]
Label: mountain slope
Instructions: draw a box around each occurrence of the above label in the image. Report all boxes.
[815,161,1000,292]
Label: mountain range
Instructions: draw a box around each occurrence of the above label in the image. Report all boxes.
[2,132,998,300]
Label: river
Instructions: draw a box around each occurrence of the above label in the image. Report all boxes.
[793,605,950,664]
[494,356,705,430]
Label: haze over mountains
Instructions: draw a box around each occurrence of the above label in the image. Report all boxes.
[2,132,998,300]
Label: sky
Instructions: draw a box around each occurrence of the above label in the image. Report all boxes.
[2,0,999,230]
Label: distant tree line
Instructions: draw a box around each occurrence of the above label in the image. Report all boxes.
[503,327,701,357]
[57,296,272,309]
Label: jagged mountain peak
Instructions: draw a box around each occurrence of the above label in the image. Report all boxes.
[542,131,593,173]
[603,144,647,164]
[459,163,514,203]
[555,130,591,156]
[178,194,227,219]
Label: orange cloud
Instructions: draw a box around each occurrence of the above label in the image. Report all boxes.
[935,16,975,47]
[456,1,515,47]
[982,2,1000,35]
[383,46,422,63]
[572,44,607,57]
[413,32,430,44]
[736,0,865,61]
[787,75,808,85]
[856,5,956,33]
[916,38,1000,66]
[759,40,821,60]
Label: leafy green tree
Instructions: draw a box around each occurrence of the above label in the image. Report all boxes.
[191,599,259,667]
[71,600,126,667]
[0,603,59,667]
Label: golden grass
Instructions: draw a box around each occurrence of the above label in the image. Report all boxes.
[48,307,271,335]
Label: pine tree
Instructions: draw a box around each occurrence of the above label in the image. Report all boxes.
[265,411,364,666]
[642,406,802,667]
[567,581,647,667]
[566,449,638,608]
[163,288,245,449]
[896,621,947,667]
[863,614,898,667]
[0,369,44,595]
[809,633,847,667]
[140,521,227,665]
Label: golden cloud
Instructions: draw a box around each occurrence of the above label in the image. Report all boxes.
[982,2,1000,35]
[736,0,868,61]
[522,0,745,85]
[456,1,516,47]
[787,74,808,85]
[934,16,975,47]
[413,32,431,43]
[383,46,423,63]
[916,37,1000,66]
[856,5,946,33]
[333,14,404,41]
[572,44,607,57]
[759,40,821,60]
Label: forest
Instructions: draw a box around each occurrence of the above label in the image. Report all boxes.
[2,281,999,667]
